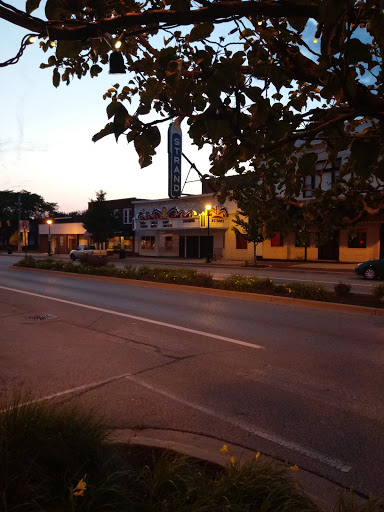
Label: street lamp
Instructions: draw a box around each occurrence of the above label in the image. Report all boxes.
[205,204,212,263]
[47,219,52,256]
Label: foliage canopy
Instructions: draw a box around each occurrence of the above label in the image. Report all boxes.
[82,189,121,242]
[1,0,384,230]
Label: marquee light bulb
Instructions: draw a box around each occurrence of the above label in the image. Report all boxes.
[313,37,318,43]
[115,40,122,49]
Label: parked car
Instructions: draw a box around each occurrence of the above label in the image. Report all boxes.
[69,244,107,261]
[355,258,384,280]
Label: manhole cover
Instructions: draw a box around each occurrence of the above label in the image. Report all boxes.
[28,313,58,322]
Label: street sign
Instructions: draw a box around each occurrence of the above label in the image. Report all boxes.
[168,121,182,199]
[19,220,29,231]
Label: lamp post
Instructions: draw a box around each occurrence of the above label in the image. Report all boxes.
[205,204,212,263]
[47,219,52,256]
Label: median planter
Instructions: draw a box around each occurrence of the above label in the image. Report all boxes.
[12,257,383,310]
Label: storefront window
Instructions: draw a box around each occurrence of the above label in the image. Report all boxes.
[141,236,155,251]
[165,236,173,251]
[348,231,367,248]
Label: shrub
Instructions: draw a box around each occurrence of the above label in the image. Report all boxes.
[334,281,352,300]
[372,283,384,302]
[78,254,109,266]
[121,265,140,279]
[276,282,331,302]
[150,266,198,285]
[14,255,36,268]
[0,390,124,511]
[193,272,215,288]
[222,275,275,293]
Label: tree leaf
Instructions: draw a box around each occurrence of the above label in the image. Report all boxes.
[170,0,190,11]
[90,64,103,78]
[189,22,214,43]
[26,0,41,14]
[92,122,115,143]
[106,101,128,120]
[52,68,60,88]
[56,40,84,59]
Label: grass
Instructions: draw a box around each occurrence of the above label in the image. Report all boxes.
[1,391,382,511]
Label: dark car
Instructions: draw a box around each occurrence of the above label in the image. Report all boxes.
[355,258,384,280]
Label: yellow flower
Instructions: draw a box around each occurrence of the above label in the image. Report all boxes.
[220,444,229,454]
[290,464,299,471]
[230,456,236,465]
[73,478,87,496]
[255,451,261,460]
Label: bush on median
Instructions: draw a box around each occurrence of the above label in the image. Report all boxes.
[1,390,381,511]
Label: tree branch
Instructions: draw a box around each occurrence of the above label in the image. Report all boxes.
[0,1,319,41]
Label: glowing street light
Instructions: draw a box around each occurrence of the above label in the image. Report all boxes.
[205,204,212,263]
[47,219,53,256]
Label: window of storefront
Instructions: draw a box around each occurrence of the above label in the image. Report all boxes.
[236,234,248,249]
[141,236,155,251]
[165,236,173,251]
[348,231,367,248]
[271,233,284,247]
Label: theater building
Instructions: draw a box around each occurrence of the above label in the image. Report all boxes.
[133,194,260,261]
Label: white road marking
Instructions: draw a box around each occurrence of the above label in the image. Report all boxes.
[1,370,351,474]
[0,285,263,350]
[125,374,352,473]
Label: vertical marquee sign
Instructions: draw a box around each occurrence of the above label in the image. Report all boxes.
[168,121,182,199]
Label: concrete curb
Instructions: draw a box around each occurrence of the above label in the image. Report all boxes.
[10,265,384,316]
[109,428,349,512]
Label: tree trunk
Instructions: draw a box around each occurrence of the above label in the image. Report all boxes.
[253,243,257,266]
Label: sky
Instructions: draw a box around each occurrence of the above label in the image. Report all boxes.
[0,8,211,213]
[2,7,369,214]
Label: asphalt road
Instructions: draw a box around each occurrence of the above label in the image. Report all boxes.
[1,258,383,499]
[1,254,373,294]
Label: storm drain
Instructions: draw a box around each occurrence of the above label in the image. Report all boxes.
[28,313,58,322]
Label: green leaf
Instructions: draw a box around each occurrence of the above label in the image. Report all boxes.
[26,0,41,14]
[189,22,214,43]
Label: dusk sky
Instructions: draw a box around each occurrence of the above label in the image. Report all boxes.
[0,8,210,213]
[0,9,324,213]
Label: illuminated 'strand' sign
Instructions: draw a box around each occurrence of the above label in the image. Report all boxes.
[168,122,182,199]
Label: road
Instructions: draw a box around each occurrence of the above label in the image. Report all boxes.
[1,257,383,500]
[1,253,373,294]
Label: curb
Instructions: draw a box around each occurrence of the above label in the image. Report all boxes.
[109,428,348,512]
[10,265,384,316]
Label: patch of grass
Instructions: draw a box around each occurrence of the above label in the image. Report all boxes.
[0,390,127,511]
